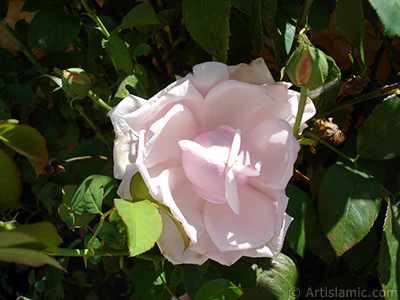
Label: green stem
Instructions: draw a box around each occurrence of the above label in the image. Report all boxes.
[46,247,161,262]
[88,208,115,253]
[293,87,308,138]
[87,90,113,110]
[74,104,112,152]
[303,130,356,164]
[288,0,314,57]
[0,19,45,74]
[319,83,400,117]
[80,0,110,39]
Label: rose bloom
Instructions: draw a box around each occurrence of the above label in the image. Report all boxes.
[109,58,315,266]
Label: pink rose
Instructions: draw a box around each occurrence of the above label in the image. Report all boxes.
[109,58,315,266]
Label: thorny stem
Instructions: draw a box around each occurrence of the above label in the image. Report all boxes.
[319,83,400,117]
[74,104,112,152]
[303,130,356,164]
[293,87,308,138]
[88,208,115,253]
[80,0,110,39]
[0,20,45,74]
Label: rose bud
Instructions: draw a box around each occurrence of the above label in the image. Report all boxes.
[55,67,92,99]
[285,36,329,89]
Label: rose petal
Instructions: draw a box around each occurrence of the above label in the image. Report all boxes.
[124,78,204,135]
[157,166,205,242]
[116,164,137,200]
[244,213,293,257]
[246,118,300,189]
[144,104,200,168]
[157,211,208,265]
[228,57,274,85]
[109,95,146,178]
[204,185,278,252]
[189,61,229,97]
[191,231,245,266]
[203,80,274,131]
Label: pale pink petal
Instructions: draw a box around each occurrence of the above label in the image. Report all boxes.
[203,80,274,131]
[116,164,137,200]
[244,213,293,257]
[246,118,300,189]
[124,78,204,135]
[204,185,278,252]
[157,211,208,265]
[191,231,245,266]
[228,58,274,85]
[188,61,229,97]
[109,95,146,178]
[247,182,289,236]
[144,104,200,168]
[157,166,205,242]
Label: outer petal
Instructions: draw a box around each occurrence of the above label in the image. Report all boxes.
[157,166,205,243]
[116,164,137,200]
[203,80,274,131]
[228,58,274,85]
[144,104,200,168]
[188,61,229,97]
[109,95,147,179]
[244,213,293,257]
[190,231,245,266]
[246,118,300,189]
[204,185,278,252]
[124,78,204,135]
[157,211,208,265]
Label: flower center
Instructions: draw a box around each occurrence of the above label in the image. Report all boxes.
[179,125,261,214]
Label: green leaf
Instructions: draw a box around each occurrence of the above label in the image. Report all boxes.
[0,248,65,270]
[182,0,231,62]
[379,201,400,300]
[318,162,382,256]
[130,172,190,250]
[249,0,263,55]
[239,253,298,300]
[307,220,336,265]
[134,43,151,56]
[114,198,162,257]
[13,222,63,251]
[84,178,104,214]
[335,0,367,65]
[286,184,317,257]
[119,3,160,29]
[0,148,20,209]
[70,175,116,215]
[357,96,400,160]
[106,32,133,74]
[28,5,80,52]
[218,260,257,290]
[369,0,400,37]
[0,123,48,176]
[343,228,378,271]
[183,263,223,299]
[8,83,36,104]
[308,55,342,111]
[194,279,242,300]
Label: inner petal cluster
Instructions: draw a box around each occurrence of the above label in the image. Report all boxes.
[179,125,261,214]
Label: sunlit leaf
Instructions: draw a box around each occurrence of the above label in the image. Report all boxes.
[114,198,162,257]
[0,123,48,176]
